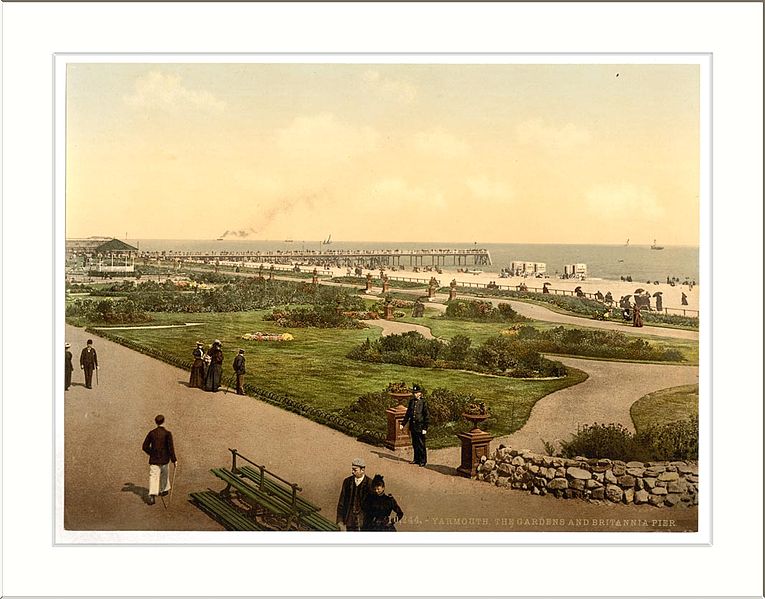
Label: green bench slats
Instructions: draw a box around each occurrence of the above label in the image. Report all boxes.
[211,468,293,517]
[191,457,341,532]
[190,491,263,531]
[237,466,320,513]
[236,466,339,531]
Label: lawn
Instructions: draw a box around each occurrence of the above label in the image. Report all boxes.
[630,384,699,433]
[78,308,587,448]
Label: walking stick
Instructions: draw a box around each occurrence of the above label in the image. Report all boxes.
[168,462,178,506]
[96,366,99,386]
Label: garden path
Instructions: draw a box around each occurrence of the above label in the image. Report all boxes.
[63,323,697,533]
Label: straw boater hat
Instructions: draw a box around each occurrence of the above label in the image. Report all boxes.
[65,343,71,348]
[213,339,221,345]
[196,341,203,346]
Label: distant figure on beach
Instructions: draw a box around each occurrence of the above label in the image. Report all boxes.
[362,474,404,532]
[204,340,224,392]
[141,414,177,506]
[517,282,528,292]
[336,458,371,531]
[655,294,663,312]
[543,282,550,294]
[632,304,644,327]
[233,349,246,395]
[189,342,206,388]
[79,339,98,389]
[65,343,74,391]
[681,292,688,306]
[604,291,613,304]
[401,384,430,467]
[595,290,604,302]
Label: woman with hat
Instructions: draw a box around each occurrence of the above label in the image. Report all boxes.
[204,340,224,392]
[189,341,206,389]
[361,475,404,531]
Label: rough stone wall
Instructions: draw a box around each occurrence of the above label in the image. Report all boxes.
[476,447,698,508]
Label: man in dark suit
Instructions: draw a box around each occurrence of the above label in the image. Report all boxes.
[336,458,371,531]
[79,339,98,389]
[401,384,430,466]
[64,343,74,391]
[141,414,178,505]
[233,349,246,395]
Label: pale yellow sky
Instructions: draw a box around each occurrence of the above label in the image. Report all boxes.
[66,63,700,244]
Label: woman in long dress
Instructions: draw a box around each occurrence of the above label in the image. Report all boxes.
[204,340,224,392]
[632,304,644,328]
[189,342,206,388]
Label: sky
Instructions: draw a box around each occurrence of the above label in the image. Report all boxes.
[66,62,700,244]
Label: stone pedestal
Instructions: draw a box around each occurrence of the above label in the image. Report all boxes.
[457,428,493,478]
[449,288,457,300]
[384,304,395,320]
[385,403,411,450]
[382,281,390,294]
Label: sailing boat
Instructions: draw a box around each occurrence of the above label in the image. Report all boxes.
[322,234,332,245]
[650,239,664,250]
[625,238,630,247]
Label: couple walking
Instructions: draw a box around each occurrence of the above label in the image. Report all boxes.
[336,458,404,532]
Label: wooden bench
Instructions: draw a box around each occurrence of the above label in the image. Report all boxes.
[189,490,264,531]
[190,449,339,532]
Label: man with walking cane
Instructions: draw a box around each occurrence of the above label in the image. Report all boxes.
[142,414,178,506]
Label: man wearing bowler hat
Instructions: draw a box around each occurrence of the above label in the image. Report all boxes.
[336,457,371,531]
[401,384,430,466]
[79,339,98,389]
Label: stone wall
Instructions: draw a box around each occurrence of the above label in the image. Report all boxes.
[476,447,698,508]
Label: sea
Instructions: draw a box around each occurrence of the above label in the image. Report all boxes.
[131,240,700,284]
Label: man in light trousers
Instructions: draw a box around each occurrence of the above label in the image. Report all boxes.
[141,414,178,505]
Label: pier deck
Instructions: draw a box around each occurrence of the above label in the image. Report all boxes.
[140,248,492,268]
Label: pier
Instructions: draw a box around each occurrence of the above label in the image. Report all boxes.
[139,248,492,268]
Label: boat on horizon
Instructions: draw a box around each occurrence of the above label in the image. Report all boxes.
[284,239,294,243]
[650,239,664,250]
[322,234,332,245]
[216,237,224,241]
[625,238,630,247]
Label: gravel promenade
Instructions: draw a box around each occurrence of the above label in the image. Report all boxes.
[64,323,698,533]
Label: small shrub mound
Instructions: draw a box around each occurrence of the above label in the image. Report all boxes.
[347,331,566,378]
[444,299,527,322]
[560,418,698,462]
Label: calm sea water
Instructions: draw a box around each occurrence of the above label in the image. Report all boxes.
[132,240,699,283]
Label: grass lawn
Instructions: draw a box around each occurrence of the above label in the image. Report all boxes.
[630,384,699,433]
[76,308,587,448]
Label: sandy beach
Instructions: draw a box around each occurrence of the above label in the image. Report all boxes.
[321,265,700,313]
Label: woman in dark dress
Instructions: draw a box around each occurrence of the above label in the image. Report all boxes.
[189,342,206,388]
[204,340,224,392]
[362,475,404,531]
